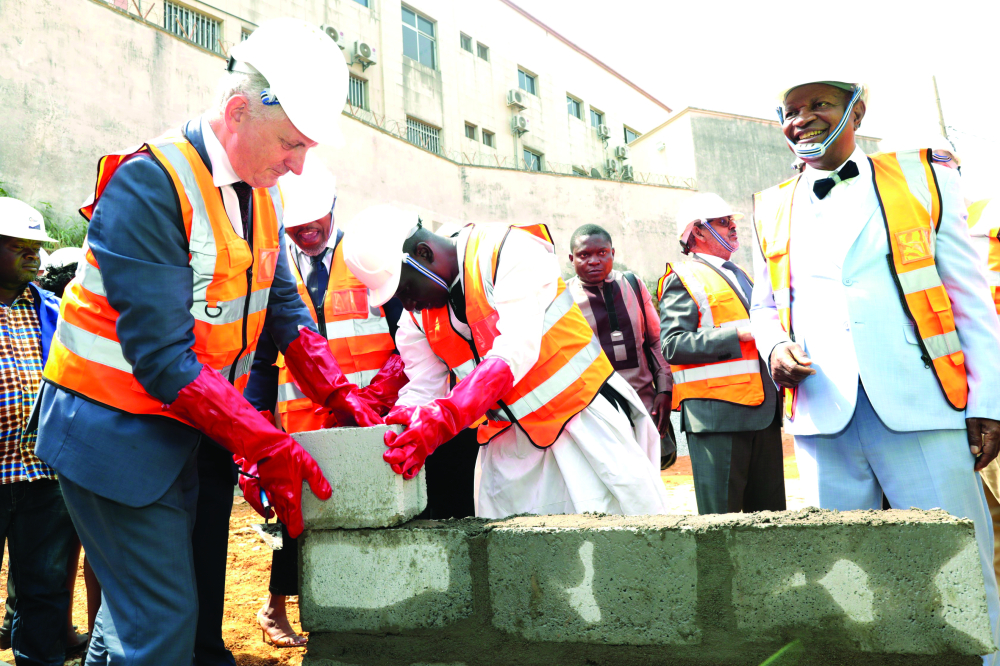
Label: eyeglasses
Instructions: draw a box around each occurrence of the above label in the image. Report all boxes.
[703,216,735,228]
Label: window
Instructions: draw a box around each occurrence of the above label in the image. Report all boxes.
[402,6,436,69]
[460,33,472,52]
[482,130,495,148]
[352,0,369,6]
[624,127,641,144]
[164,1,222,54]
[523,149,542,172]
[240,28,252,41]
[477,42,489,61]
[590,108,604,128]
[406,117,440,154]
[518,69,536,95]
[567,96,582,119]
[348,75,368,110]
[464,123,477,141]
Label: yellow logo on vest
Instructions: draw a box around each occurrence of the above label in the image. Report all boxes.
[895,228,932,264]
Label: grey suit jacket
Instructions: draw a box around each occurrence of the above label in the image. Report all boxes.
[658,256,779,434]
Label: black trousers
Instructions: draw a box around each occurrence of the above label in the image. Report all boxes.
[421,427,480,520]
[192,442,237,666]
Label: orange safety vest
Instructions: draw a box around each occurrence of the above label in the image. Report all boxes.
[43,129,281,424]
[416,224,613,448]
[967,199,999,314]
[656,260,764,410]
[275,237,395,433]
[753,149,968,419]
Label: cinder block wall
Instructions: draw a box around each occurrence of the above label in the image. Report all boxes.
[295,426,994,666]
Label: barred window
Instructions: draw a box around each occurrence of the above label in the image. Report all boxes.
[164,1,222,54]
[348,75,368,111]
[406,117,440,154]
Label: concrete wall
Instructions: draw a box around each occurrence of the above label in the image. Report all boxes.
[0,0,689,280]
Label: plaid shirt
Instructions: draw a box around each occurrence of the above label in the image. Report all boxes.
[0,286,54,483]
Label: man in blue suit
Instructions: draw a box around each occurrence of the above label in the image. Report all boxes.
[750,76,1000,664]
[33,19,382,666]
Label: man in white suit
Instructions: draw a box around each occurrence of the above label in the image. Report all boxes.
[749,76,1000,664]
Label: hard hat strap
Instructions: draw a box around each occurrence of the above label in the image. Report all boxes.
[403,253,450,291]
[699,219,736,253]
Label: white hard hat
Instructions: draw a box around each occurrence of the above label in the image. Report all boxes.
[0,198,56,243]
[229,18,349,147]
[342,205,421,307]
[45,246,85,269]
[677,193,743,248]
[778,78,869,105]
[279,159,337,228]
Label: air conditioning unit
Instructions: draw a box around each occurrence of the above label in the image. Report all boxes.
[605,159,618,173]
[354,41,376,67]
[506,89,526,109]
[621,165,635,181]
[614,145,629,159]
[511,115,530,134]
[597,124,611,140]
[320,25,345,49]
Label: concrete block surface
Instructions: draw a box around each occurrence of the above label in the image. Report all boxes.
[488,515,699,645]
[725,508,995,655]
[300,520,477,632]
[295,425,426,530]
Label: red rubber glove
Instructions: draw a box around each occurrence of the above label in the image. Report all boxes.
[384,357,514,479]
[283,327,384,427]
[357,354,409,417]
[235,458,273,520]
[168,366,331,537]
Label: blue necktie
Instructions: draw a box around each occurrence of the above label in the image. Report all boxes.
[722,261,753,302]
[306,251,329,310]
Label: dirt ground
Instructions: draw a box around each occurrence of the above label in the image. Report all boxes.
[0,495,304,666]
[0,435,800,665]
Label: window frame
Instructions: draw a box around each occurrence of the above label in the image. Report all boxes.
[624,126,640,144]
[482,130,495,148]
[348,74,369,111]
[590,108,604,129]
[523,148,542,172]
[401,5,437,69]
[567,95,583,120]
[163,0,223,54]
[352,0,370,7]
[517,68,537,96]
[460,33,473,53]
[476,42,490,61]
[464,122,478,141]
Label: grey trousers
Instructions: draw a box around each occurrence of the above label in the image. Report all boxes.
[686,413,785,515]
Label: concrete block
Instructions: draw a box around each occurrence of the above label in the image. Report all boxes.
[295,425,426,530]
[488,515,700,645]
[726,509,995,655]
[300,520,477,632]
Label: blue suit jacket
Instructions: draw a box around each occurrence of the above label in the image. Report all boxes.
[30,282,60,364]
[36,119,315,507]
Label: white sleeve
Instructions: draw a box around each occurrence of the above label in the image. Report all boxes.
[749,216,793,366]
[394,311,451,407]
[932,166,1000,419]
[484,232,560,384]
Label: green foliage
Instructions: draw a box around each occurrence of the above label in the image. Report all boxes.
[0,186,88,248]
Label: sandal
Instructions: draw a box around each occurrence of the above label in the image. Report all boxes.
[257,610,307,648]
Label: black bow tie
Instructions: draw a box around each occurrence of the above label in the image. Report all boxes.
[813,160,859,200]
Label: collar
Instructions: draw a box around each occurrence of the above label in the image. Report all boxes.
[2,284,35,308]
[200,115,241,188]
[801,145,868,183]
[693,252,729,269]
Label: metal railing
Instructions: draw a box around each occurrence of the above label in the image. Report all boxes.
[406,117,441,155]
[163,1,222,54]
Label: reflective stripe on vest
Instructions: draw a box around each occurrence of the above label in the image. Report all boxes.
[967,199,1000,314]
[43,130,279,422]
[463,224,613,448]
[275,239,395,433]
[753,149,968,418]
[659,260,764,409]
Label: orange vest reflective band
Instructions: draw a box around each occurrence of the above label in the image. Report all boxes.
[753,149,968,419]
[275,240,394,433]
[43,130,281,424]
[461,224,614,448]
[657,260,763,410]
[967,199,999,314]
